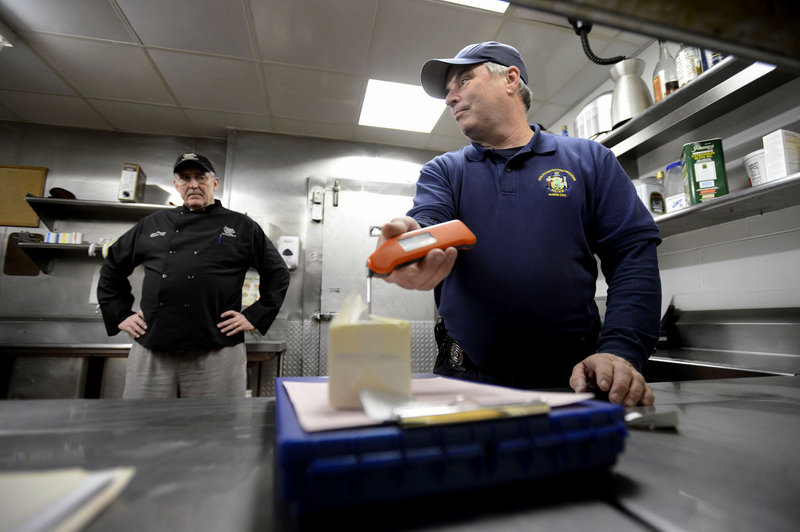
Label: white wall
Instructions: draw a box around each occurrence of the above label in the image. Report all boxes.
[658,205,800,311]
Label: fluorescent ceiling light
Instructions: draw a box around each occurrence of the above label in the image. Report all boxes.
[359,79,446,134]
[440,0,509,13]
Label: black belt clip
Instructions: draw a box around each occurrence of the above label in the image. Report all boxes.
[447,340,467,372]
[435,317,467,372]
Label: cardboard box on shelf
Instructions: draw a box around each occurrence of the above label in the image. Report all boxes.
[762,129,800,182]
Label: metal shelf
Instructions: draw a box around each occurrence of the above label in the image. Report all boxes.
[599,57,797,161]
[25,194,173,232]
[590,56,799,238]
[17,242,98,274]
[20,195,172,273]
[655,172,800,237]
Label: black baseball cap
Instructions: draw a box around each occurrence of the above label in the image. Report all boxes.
[173,152,215,174]
[421,41,529,99]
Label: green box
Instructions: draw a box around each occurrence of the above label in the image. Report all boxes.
[681,138,729,205]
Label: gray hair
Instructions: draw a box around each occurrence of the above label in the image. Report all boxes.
[485,61,532,111]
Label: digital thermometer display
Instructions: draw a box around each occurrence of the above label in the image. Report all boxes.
[398,232,437,252]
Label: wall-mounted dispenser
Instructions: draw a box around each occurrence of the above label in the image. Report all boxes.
[310,186,324,222]
[277,236,300,271]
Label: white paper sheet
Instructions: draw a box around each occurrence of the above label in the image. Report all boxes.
[282,376,594,432]
[0,467,135,532]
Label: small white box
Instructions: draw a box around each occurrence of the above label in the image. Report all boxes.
[118,162,146,203]
[762,129,800,182]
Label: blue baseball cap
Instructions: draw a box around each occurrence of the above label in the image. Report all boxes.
[420,41,529,99]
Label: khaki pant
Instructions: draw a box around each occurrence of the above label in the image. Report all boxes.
[123,342,247,398]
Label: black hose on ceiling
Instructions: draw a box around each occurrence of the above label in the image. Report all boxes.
[568,18,627,65]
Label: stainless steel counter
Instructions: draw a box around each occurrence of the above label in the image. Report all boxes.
[0,376,798,531]
[0,317,287,354]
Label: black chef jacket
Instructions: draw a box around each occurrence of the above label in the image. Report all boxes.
[97,200,290,351]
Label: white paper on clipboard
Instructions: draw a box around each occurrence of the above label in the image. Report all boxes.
[282,376,593,432]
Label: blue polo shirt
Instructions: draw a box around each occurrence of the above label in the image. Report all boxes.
[408,125,661,382]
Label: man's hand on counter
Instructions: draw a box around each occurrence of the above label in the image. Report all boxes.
[118,311,147,339]
[570,353,655,406]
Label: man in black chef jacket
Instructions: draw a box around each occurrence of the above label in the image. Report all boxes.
[97,153,290,398]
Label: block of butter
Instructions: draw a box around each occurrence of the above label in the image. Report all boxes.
[328,292,412,410]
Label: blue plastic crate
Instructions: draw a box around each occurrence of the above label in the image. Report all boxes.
[275,376,627,513]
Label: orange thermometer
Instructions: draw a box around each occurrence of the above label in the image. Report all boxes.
[367,220,476,277]
[365,220,476,314]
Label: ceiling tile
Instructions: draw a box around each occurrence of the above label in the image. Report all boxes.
[546,61,610,106]
[89,99,196,137]
[24,34,173,103]
[250,0,378,74]
[369,0,505,84]
[149,49,267,113]
[613,29,654,47]
[0,0,134,42]
[116,0,254,58]
[0,90,111,129]
[497,19,590,102]
[263,64,363,123]
[270,117,356,142]
[185,109,273,139]
[354,124,432,150]
[601,39,651,62]
[0,0,667,152]
[0,103,22,120]
[0,40,74,94]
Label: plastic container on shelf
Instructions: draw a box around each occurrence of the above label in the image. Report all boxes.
[664,161,689,213]
[632,172,665,216]
[675,43,704,87]
[701,49,725,71]
[744,149,767,187]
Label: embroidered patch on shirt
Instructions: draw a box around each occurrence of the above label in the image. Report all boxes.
[221,226,237,238]
[538,168,576,198]
[149,231,167,238]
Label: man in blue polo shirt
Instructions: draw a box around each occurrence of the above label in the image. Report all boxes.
[378,42,660,406]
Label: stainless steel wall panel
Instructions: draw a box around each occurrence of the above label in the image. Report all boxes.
[282,320,305,378]
[255,358,280,397]
[411,320,437,373]
[301,320,320,377]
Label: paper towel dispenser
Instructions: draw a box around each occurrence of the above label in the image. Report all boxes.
[277,236,299,271]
